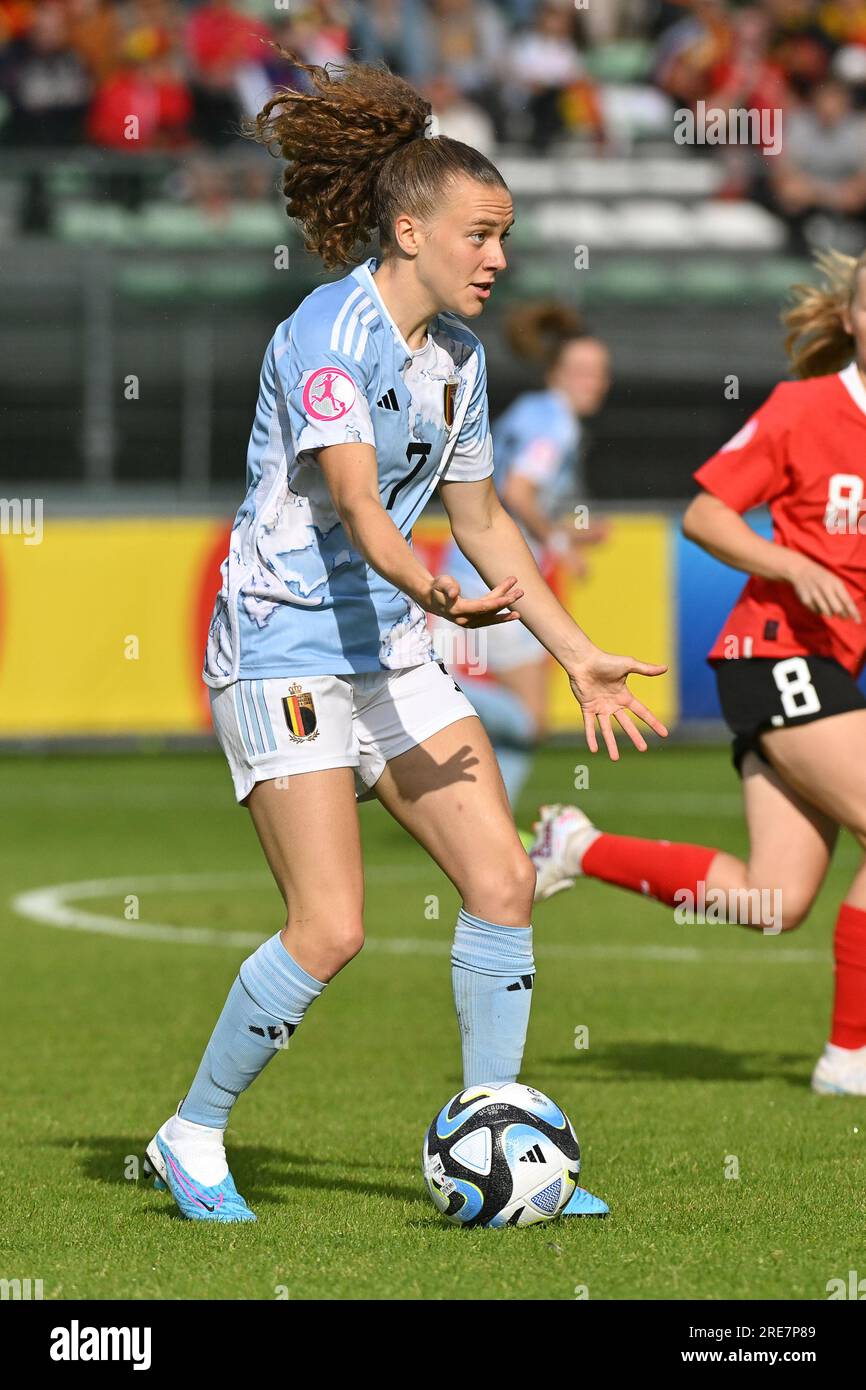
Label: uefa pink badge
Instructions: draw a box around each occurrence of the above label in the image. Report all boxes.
[303,367,357,421]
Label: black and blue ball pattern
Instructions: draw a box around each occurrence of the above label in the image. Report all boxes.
[422,1082,581,1228]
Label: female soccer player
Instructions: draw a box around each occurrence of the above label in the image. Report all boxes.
[531,249,866,1097]
[432,302,612,805]
[143,55,667,1222]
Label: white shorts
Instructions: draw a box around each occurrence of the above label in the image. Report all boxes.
[209,661,478,804]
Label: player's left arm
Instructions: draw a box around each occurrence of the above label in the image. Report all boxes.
[439,473,668,757]
[441,344,597,667]
[441,473,590,664]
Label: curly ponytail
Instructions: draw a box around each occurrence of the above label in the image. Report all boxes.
[252,53,508,270]
[783,248,866,379]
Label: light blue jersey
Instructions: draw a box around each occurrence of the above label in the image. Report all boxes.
[444,387,581,598]
[204,256,494,684]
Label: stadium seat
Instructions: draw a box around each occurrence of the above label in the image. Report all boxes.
[692,201,786,251]
[582,40,654,84]
[220,205,290,247]
[598,84,677,147]
[532,200,615,244]
[616,200,696,249]
[587,259,675,300]
[57,202,135,246]
[138,205,224,249]
[496,155,722,198]
[116,264,192,300]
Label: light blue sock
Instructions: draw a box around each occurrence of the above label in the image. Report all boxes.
[180,933,325,1130]
[459,677,537,805]
[451,906,535,1088]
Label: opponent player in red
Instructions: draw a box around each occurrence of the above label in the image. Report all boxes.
[530,249,866,1096]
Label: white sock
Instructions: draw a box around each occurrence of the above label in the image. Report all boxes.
[161,1112,229,1185]
[564,824,602,876]
[825,1041,866,1061]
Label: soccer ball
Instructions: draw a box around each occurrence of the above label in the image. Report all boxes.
[422,1082,580,1227]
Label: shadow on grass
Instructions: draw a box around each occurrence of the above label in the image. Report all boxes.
[534,1041,814,1086]
[52,1136,420,1209]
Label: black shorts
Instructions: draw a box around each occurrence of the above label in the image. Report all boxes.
[713,654,866,776]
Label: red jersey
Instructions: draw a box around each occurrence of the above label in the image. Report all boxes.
[87,74,192,150]
[185,9,270,78]
[694,363,866,677]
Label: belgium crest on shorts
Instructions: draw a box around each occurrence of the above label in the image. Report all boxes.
[444,375,460,428]
[282,682,319,742]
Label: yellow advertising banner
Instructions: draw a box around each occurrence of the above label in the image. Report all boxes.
[547,514,675,733]
[0,518,221,736]
[0,513,676,738]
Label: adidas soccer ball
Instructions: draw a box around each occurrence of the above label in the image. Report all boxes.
[422,1082,580,1227]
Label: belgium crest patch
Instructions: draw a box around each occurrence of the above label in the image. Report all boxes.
[282,683,319,742]
[444,375,460,428]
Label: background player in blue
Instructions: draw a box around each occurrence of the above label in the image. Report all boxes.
[145,53,667,1223]
[434,302,613,804]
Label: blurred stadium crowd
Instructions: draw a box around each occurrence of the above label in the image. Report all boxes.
[0,2,862,221]
[0,3,863,142]
[3,7,864,506]
[2,1,866,249]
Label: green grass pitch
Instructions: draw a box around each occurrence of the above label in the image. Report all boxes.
[2,743,865,1300]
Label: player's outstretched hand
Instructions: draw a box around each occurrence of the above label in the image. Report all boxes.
[568,648,669,760]
[424,573,525,628]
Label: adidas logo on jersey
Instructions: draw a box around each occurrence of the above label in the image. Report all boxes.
[376,388,400,412]
[519,1144,547,1164]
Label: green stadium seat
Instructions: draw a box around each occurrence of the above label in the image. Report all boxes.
[221,205,289,247]
[751,258,815,298]
[588,260,674,300]
[201,264,275,297]
[583,40,653,83]
[116,264,192,300]
[137,204,224,249]
[56,202,135,246]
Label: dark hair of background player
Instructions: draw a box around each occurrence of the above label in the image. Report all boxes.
[251,52,509,271]
[783,248,866,379]
[503,301,589,373]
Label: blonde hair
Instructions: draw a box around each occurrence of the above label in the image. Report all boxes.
[783,248,866,379]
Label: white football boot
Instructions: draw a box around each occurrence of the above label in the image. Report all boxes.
[528,804,602,903]
[811,1042,866,1096]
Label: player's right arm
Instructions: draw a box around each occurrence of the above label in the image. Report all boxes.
[683,385,860,622]
[283,296,522,628]
[317,440,525,628]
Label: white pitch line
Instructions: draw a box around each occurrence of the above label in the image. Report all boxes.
[8,872,831,966]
